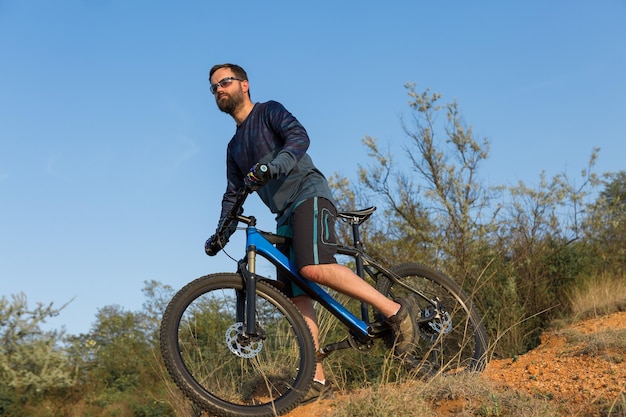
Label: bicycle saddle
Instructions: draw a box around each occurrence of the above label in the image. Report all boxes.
[337,206,376,224]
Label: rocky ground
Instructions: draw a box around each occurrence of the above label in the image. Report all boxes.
[483,311,626,416]
[285,311,626,417]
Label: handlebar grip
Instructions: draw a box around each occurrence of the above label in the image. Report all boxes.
[205,233,227,256]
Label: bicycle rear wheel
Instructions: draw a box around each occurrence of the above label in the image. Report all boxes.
[376,263,488,374]
[160,273,316,417]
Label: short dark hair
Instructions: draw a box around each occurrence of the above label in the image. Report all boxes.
[209,63,251,99]
[209,63,248,81]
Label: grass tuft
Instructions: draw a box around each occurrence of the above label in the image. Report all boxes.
[568,273,626,319]
[327,373,556,417]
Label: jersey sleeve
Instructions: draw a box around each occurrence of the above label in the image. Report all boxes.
[265,101,311,178]
[215,147,244,238]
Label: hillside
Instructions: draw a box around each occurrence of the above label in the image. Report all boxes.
[483,311,626,415]
[285,311,626,417]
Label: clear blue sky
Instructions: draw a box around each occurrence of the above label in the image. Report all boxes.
[1,1,624,335]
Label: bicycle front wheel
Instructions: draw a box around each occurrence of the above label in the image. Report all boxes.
[376,263,488,374]
[160,273,316,417]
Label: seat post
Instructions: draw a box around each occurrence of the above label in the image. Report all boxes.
[351,221,363,250]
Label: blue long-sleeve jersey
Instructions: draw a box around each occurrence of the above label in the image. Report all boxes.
[217,100,334,231]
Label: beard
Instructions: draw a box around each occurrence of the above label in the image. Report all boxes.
[216,88,244,115]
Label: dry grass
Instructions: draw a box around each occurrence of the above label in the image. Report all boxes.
[326,373,556,417]
[568,273,626,319]
[327,381,432,417]
[558,327,626,354]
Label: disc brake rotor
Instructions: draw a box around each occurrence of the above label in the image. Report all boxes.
[225,322,263,358]
[420,309,453,341]
[428,311,452,334]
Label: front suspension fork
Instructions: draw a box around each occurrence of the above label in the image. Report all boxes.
[237,245,260,338]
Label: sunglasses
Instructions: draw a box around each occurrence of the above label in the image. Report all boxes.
[210,77,244,94]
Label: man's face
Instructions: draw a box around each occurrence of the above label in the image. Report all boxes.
[210,68,246,115]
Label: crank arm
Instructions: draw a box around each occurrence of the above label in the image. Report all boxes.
[317,338,352,360]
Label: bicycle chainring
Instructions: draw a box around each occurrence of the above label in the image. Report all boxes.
[347,332,375,353]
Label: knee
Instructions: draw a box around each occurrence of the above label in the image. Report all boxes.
[299,265,320,282]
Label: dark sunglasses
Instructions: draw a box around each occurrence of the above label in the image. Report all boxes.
[210,77,243,94]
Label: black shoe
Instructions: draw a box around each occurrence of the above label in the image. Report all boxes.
[385,296,421,356]
[300,381,334,405]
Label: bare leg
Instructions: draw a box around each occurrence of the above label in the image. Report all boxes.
[291,295,325,382]
[300,263,401,318]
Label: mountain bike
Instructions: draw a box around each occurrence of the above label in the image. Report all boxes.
[159,187,488,417]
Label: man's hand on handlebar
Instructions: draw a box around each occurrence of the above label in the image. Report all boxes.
[244,163,270,191]
[205,234,225,256]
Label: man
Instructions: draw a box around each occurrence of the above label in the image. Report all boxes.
[205,63,420,404]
